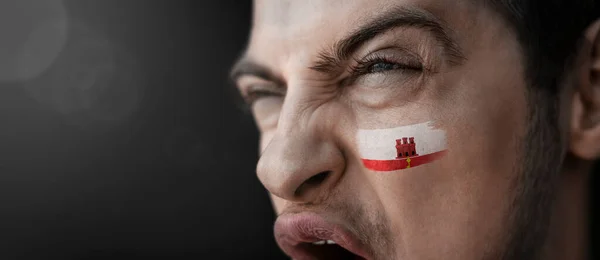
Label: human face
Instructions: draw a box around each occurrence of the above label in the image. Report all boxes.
[232,0,542,259]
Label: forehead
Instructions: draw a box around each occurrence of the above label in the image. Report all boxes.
[248,0,482,71]
[253,0,470,23]
[253,0,362,27]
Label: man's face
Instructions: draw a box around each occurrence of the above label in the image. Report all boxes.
[233,0,553,259]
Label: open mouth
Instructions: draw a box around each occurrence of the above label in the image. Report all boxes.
[274,213,371,260]
[294,239,366,259]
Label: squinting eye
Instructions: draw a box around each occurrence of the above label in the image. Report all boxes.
[244,87,285,106]
[369,62,402,73]
[350,55,423,78]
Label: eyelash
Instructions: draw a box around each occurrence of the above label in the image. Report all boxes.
[242,54,424,105]
[348,53,423,77]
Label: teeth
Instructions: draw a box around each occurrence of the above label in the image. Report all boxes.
[311,240,336,245]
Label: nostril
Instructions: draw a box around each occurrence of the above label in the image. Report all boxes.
[305,171,330,186]
[294,171,331,197]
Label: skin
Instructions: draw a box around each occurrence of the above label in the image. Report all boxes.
[231,0,600,259]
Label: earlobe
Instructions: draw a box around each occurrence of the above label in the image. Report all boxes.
[569,19,600,160]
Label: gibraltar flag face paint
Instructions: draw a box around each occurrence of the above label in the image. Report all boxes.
[357,121,448,172]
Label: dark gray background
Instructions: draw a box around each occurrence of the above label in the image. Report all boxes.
[0,1,596,259]
[0,1,284,259]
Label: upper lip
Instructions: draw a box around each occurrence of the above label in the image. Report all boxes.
[274,212,372,260]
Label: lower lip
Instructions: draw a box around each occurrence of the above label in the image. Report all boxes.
[274,213,370,259]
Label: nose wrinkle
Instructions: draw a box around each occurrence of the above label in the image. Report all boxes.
[256,96,346,202]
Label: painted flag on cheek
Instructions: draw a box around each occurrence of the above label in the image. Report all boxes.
[357,121,448,172]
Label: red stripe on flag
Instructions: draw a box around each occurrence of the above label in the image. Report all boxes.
[361,150,448,172]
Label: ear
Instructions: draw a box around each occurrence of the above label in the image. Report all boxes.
[570,19,600,160]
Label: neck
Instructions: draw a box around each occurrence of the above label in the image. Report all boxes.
[543,162,590,260]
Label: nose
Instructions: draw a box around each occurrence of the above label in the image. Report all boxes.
[256,113,345,203]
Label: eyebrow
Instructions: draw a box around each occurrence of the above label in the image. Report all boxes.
[229,6,465,83]
[311,6,465,73]
[229,58,285,87]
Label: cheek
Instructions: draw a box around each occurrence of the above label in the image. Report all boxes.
[364,109,526,258]
[356,74,528,257]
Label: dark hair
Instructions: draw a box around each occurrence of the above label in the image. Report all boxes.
[488,0,599,94]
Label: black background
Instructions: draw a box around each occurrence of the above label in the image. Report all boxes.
[0,1,596,259]
[0,1,284,259]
